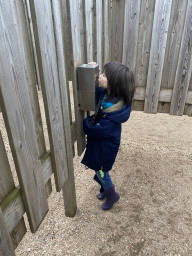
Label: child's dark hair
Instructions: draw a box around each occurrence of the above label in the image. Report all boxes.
[103,62,135,105]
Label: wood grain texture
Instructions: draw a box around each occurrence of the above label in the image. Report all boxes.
[144,0,173,113]
[111,0,125,63]
[170,0,192,115]
[160,0,188,89]
[69,0,86,156]
[0,130,27,249]
[29,0,69,191]
[52,0,77,217]
[96,0,103,68]
[85,0,94,63]
[1,154,53,235]
[0,208,15,256]
[0,131,15,202]
[135,0,156,87]
[103,0,111,64]
[0,0,48,233]
[123,0,141,72]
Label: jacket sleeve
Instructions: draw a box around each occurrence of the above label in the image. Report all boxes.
[83,116,118,140]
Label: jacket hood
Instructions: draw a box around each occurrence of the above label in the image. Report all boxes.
[100,103,131,123]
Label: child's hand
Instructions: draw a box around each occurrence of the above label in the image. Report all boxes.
[88,62,101,71]
[88,62,97,66]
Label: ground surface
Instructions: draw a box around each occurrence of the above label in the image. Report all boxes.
[2,107,192,255]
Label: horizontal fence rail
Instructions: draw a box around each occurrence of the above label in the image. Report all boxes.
[0,0,192,254]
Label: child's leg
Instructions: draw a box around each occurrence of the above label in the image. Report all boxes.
[95,170,113,191]
[96,170,119,210]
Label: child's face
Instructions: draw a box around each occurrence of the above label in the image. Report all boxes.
[98,73,108,89]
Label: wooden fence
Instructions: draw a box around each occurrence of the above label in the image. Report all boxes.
[0,0,192,254]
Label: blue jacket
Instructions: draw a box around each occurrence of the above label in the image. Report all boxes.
[81,88,131,172]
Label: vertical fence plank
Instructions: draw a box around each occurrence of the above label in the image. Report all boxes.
[170,0,192,116]
[144,0,173,114]
[69,0,86,156]
[0,0,48,233]
[103,0,111,64]
[123,0,141,72]
[51,0,77,217]
[85,0,94,63]
[96,0,103,68]
[160,0,188,91]
[13,0,47,158]
[135,0,156,88]
[61,0,73,81]
[29,0,70,191]
[0,129,27,248]
[0,208,15,256]
[111,0,125,63]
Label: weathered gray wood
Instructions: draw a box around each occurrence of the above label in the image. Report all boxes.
[85,0,94,63]
[135,0,156,87]
[96,0,103,68]
[10,217,26,250]
[13,0,46,158]
[0,131,15,202]
[103,0,111,64]
[0,0,48,233]
[161,0,188,89]
[25,0,42,90]
[0,129,27,249]
[144,0,173,113]
[170,0,192,115]
[61,0,73,81]
[15,0,52,197]
[69,0,86,156]
[1,188,25,234]
[0,153,53,235]
[123,0,141,72]
[52,0,77,217]
[29,0,69,191]
[0,208,15,256]
[111,0,125,63]
[134,87,192,104]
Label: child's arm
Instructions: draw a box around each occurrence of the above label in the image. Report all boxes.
[83,116,119,140]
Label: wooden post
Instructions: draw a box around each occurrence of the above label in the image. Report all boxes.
[69,0,86,156]
[144,0,173,114]
[0,129,27,249]
[85,0,94,63]
[170,0,192,115]
[135,0,156,87]
[0,208,15,256]
[96,0,103,68]
[122,0,141,72]
[29,0,69,191]
[111,0,125,63]
[51,0,77,217]
[0,0,48,233]
[103,0,111,64]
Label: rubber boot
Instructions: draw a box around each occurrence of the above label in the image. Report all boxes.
[101,185,120,210]
[93,174,105,200]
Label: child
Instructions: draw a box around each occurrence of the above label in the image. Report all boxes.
[81,61,135,210]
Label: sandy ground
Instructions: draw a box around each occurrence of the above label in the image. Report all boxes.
[10,109,191,256]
